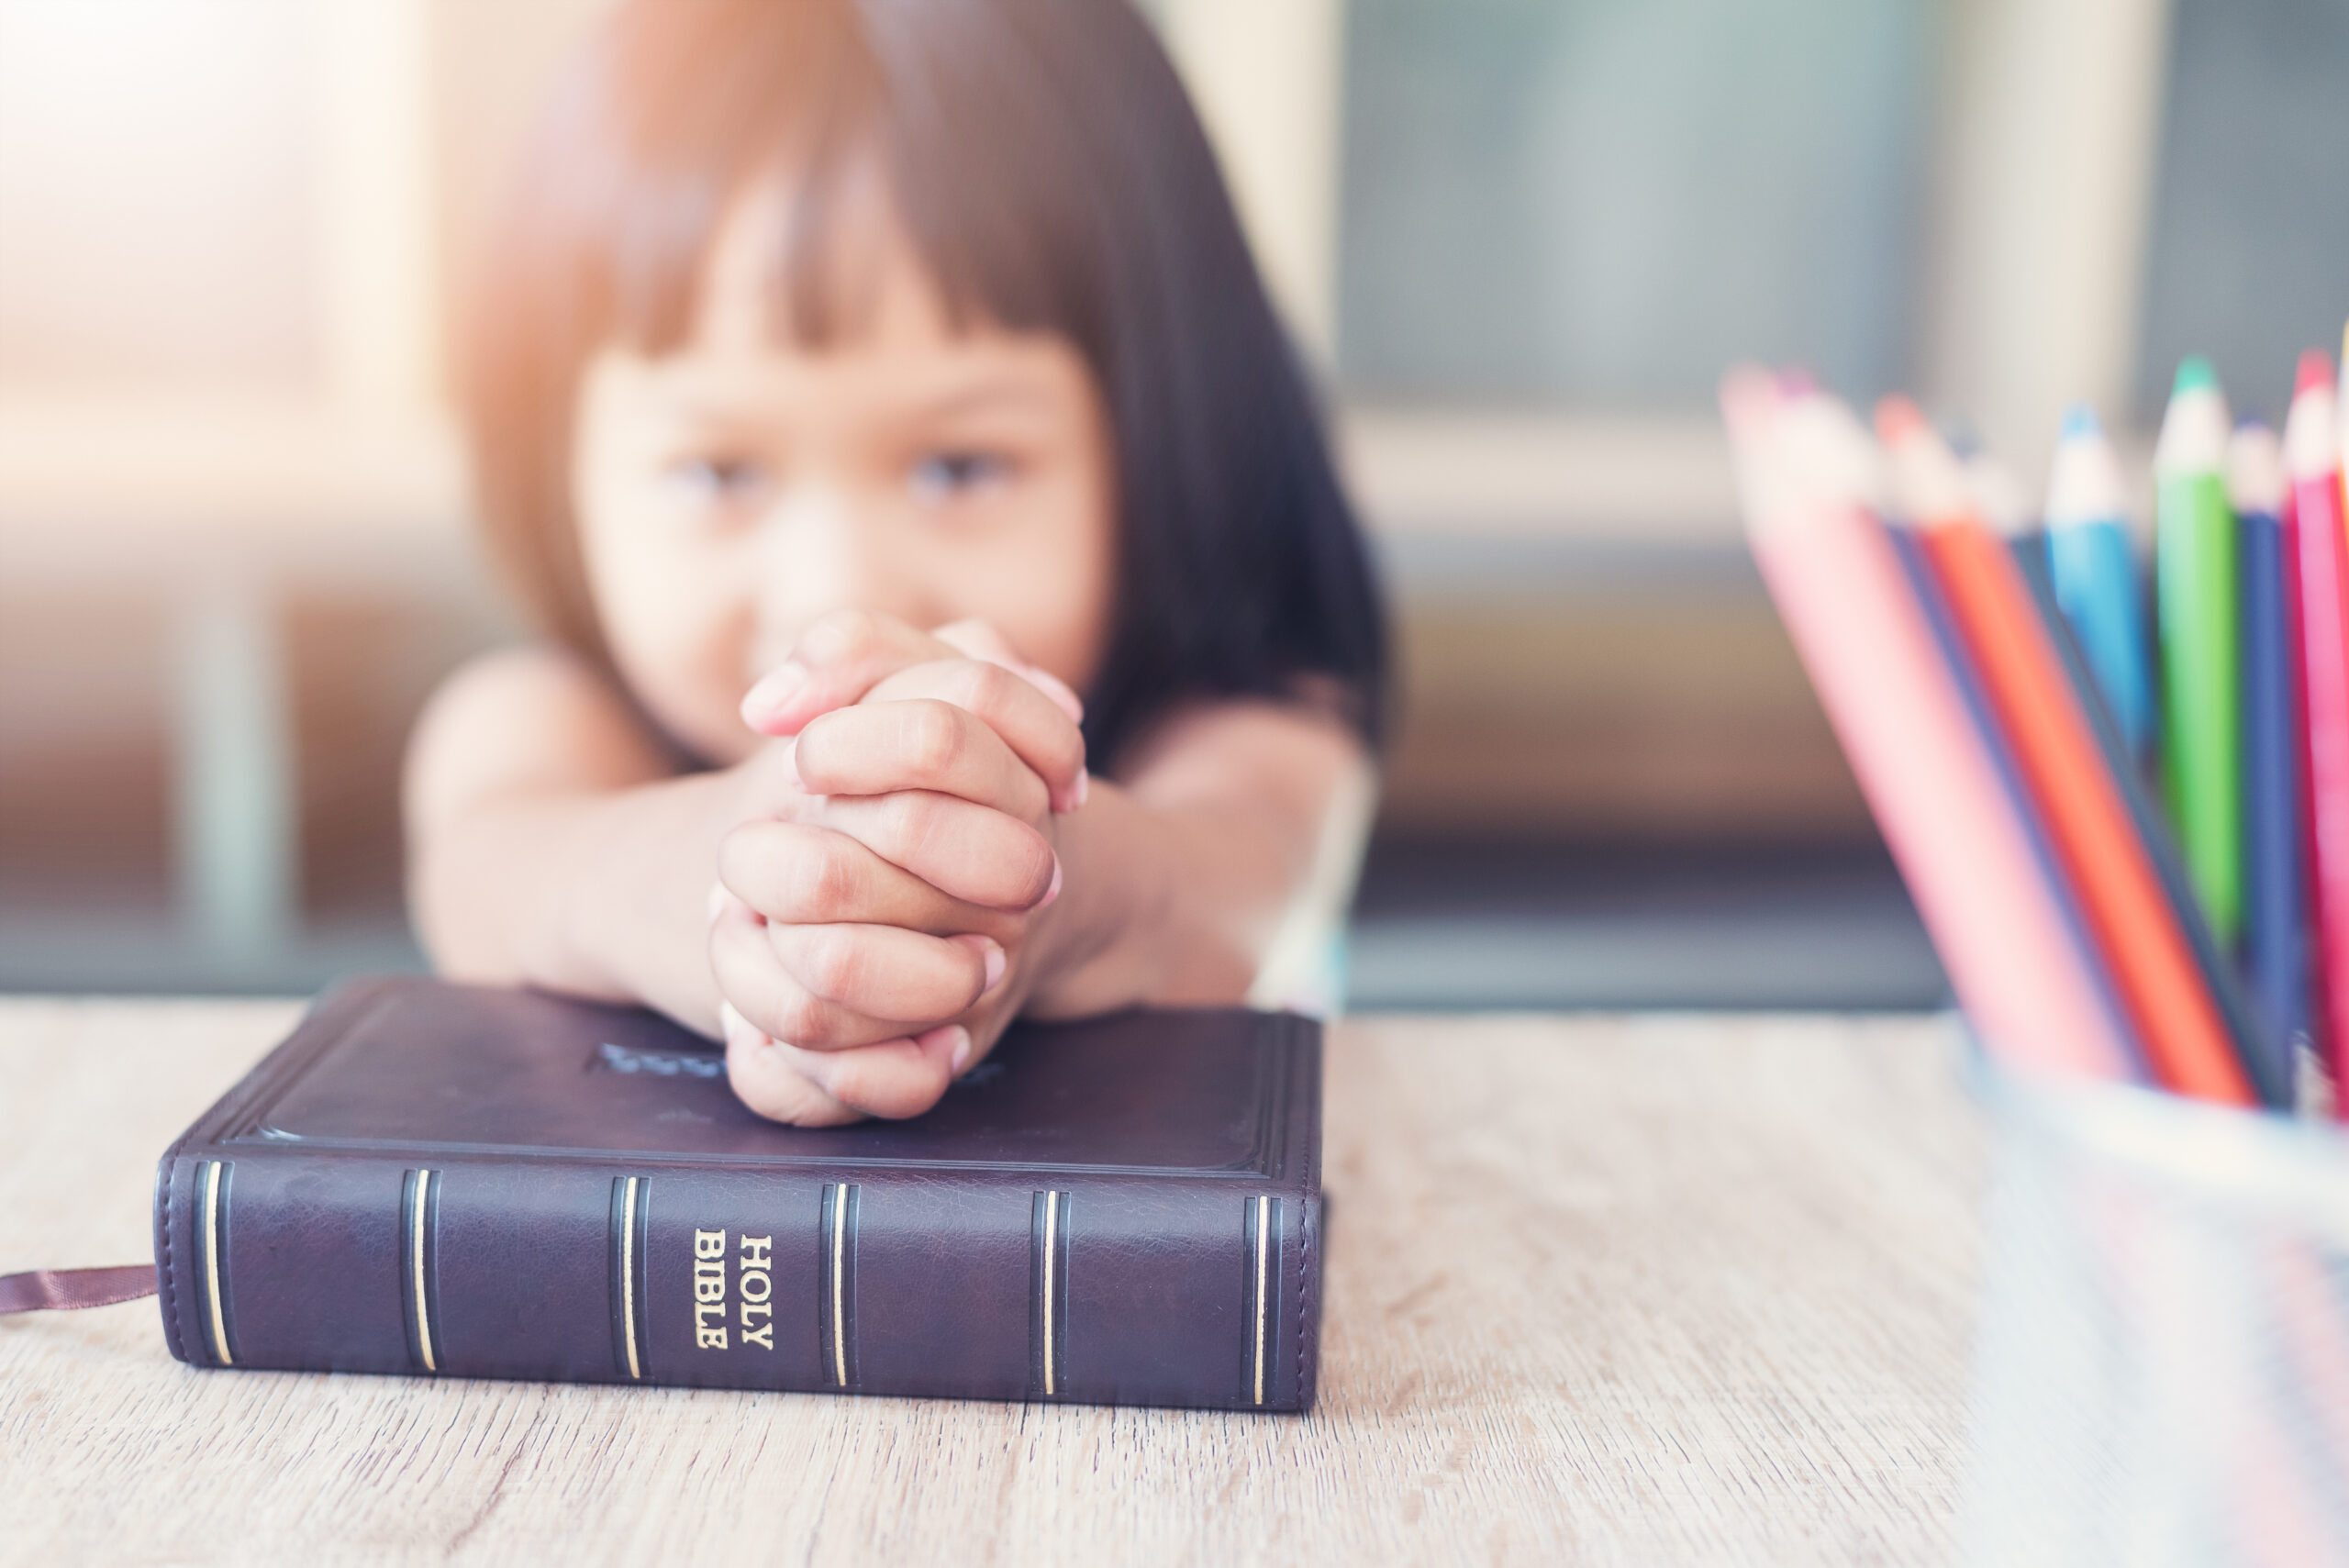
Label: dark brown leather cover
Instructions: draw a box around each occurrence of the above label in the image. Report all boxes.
[154,977,1321,1411]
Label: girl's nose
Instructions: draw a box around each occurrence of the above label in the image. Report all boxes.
[748,481,889,668]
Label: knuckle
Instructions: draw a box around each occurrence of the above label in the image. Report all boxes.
[798,928,867,1003]
[800,607,880,665]
[782,833,855,919]
[728,1058,834,1127]
[953,660,1016,717]
[1020,839,1057,902]
[884,791,938,858]
[823,1055,943,1121]
[901,700,965,779]
[770,986,832,1048]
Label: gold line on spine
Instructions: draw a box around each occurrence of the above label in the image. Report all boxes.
[827,1184,849,1387]
[406,1168,440,1373]
[200,1161,232,1366]
[1042,1190,1061,1396]
[619,1176,643,1380]
[1252,1195,1272,1407]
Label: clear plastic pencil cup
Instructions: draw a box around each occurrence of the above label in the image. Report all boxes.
[1961,1055,2349,1566]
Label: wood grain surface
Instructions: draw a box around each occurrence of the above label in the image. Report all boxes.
[0,1000,1987,1566]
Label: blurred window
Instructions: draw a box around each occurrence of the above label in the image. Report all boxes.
[1336,0,1938,409]
[2132,0,2349,421]
[0,0,322,394]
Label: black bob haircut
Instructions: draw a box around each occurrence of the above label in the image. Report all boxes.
[463,0,1388,772]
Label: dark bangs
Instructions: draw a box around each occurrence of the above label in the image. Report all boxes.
[462,0,1388,770]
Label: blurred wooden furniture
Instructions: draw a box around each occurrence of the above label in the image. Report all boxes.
[0,1000,1987,1565]
[0,401,477,973]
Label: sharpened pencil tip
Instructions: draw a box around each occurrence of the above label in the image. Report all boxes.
[2297,350,2333,398]
[1872,395,1927,445]
[2173,356,2219,397]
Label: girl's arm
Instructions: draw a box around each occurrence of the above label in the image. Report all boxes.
[1021,698,1374,1019]
[402,646,777,1032]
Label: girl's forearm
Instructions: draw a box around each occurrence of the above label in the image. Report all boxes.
[1025,782,1301,1018]
[409,771,737,1035]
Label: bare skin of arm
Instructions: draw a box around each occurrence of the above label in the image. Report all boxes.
[405,641,1368,1091]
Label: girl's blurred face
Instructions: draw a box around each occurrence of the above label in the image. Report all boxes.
[571,176,1117,766]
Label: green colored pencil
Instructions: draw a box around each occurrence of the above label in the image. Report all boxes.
[2154,356,2242,945]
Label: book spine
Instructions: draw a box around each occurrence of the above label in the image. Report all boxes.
[154,1150,1317,1411]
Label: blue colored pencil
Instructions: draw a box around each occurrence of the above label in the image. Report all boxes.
[2228,422,2315,1097]
[2045,405,2156,764]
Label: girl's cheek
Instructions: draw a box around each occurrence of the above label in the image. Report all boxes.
[1019,467,1118,693]
[587,517,764,762]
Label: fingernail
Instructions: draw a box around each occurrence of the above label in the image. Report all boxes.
[740,662,807,727]
[948,1027,973,1073]
[981,940,1006,993]
[1037,857,1063,909]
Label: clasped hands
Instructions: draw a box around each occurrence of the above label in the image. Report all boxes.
[707,610,1087,1125]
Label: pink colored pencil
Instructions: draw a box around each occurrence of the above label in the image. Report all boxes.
[1721,370,2133,1080]
[2286,351,2349,1116]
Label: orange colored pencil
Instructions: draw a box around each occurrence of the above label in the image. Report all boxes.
[1877,399,2255,1106]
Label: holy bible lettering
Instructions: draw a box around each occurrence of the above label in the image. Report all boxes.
[693,1229,727,1348]
[690,1229,775,1351]
[740,1233,774,1350]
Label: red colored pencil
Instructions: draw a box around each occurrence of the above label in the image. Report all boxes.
[2287,351,2349,1116]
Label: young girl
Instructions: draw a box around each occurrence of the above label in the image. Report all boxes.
[404,0,1386,1126]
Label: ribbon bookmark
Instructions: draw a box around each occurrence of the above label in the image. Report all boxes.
[0,1264,157,1315]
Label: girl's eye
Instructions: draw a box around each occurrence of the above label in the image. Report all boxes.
[663,455,772,510]
[908,450,1011,505]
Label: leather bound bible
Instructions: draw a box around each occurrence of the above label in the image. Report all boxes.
[151,977,1323,1411]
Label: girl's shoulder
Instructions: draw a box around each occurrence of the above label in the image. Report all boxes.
[1116,684,1371,787]
[406,645,693,824]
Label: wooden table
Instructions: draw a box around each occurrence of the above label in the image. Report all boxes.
[0,1001,1987,1565]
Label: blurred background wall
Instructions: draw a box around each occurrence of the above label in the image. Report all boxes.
[1,0,2344,1001]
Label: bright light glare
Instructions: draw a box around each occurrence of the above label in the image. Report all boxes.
[0,0,320,390]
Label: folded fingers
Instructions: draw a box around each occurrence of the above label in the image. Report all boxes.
[793,698,1051,823]
[720,1002,966,1124]
[718,818,1018,938]
[814,791,1059,911]
[855,659,1087,812]
[740,609,959,739]
[709,894,1000,1050]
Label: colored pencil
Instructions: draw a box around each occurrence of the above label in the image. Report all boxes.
[2288,351,2349,1116]
[2155,357,2244,945]
[2228,421,2315,1102]
[1720,371,2135,1082]
[1877,396,2254,1105]
[2009,530,2282,1106]
[2045,405,2157,764]
[1883,521,2143,1077]
[1975,447,2276,1101]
